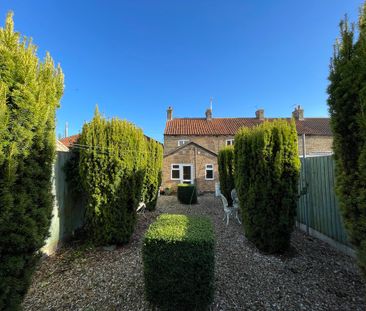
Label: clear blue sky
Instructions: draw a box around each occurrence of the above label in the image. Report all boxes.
[0,1,363,142]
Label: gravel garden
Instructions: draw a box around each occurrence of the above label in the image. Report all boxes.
[23,194,366,311]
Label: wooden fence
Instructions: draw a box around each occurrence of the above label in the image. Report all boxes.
[297,155,351,249]
[43,151,85,254]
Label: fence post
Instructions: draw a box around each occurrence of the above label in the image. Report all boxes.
[302,133,310,235]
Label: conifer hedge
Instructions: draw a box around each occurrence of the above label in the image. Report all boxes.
[218,146,235,206]
[327,4,366,277]
[142,138,163,210]
[234,120,300,253]
[0,12,64,309]
[76,108,163,245]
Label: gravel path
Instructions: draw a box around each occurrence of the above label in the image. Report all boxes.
[23,194,365,310]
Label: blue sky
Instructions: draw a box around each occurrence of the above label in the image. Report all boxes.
[0,0,363,141]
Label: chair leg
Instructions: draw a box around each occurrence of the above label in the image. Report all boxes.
[236,211,241,224]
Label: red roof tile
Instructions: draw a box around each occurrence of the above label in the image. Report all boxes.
[59,134,80,148]
[164,118,332,136]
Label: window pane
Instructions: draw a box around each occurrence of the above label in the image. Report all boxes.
[206,164,213,169]
[183,166,191,180]
[172,164,179,169]
[172,169,180,179]
[206,169,213,179]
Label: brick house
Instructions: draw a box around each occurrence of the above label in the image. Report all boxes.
[162,106,333,192]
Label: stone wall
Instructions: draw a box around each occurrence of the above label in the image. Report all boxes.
[163,144,218,192]
[164,135,333,156]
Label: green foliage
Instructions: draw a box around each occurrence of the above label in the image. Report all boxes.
[327,5,366,277]
[77,107,147,245]
[141,139,163,210]
[0,12,64,310]
[143,214,215,310]
[234,120,300,253]
[218,146,235,206]
[177,183,197,204]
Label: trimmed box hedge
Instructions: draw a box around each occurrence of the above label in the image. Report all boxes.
[177,183,197,204]
[143,214,215,310]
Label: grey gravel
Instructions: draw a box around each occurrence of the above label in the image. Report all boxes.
[23,194,366,310]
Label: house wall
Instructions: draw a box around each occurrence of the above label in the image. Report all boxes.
[164,135,234,155]
[162,134,333,193]
[297,135,333,156]
[163,144,218,192]
[164,135,333,156]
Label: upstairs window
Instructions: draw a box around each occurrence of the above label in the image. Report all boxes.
[226,139,234,146]
[205,164,214,180]
[178,139,189,147]
[171,164,180,180]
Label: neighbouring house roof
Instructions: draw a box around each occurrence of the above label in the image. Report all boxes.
[56,140,69,152]
[164,118,332,136]
[60,133,162,148]
[164,141,218,158]
[60,134,80,148]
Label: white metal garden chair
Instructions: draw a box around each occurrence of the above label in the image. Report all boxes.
[231,189,242,224]
[220,194,232,226]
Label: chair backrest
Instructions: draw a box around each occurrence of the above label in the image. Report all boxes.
[231,189,238,203]
[220,193,229,208]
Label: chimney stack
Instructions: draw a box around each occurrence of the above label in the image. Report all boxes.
[255,109,264,120]
[167,106,173,121]
[292,105,304,121]
[205,107,212,121]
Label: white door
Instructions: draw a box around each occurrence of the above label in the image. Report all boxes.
[181,165,193,184]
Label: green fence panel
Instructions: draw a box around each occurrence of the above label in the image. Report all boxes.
[297,155,350,246]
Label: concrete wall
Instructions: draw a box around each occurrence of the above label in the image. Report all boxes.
[163,144,218,192]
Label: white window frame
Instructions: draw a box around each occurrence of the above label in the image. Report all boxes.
[226,139,234,146]
[171,164,181,180]
[178,139,189,147]
[205,164,214,180]
[171,163,194,184]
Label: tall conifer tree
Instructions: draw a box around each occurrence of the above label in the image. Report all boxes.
[328,4,366,277]
[0,12,64,309]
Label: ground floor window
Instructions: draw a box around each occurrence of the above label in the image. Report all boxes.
[205,164,214,180]
[171,164,180,180]
[226,139,234,146]
[171,164,193,183]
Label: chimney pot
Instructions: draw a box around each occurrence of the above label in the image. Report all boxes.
[205,108,212,121]
[167,106,173,121]
[292,105,304,120]
[255,109,264,120]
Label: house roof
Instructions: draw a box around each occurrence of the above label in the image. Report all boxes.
[164,118,332,136]
[60,133,162,148]
[164,141,218,158]
[56,140,69,152]
[59,134,80,148]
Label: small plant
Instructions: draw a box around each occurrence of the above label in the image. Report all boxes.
[143,214,215,310]
[177,183,197,204]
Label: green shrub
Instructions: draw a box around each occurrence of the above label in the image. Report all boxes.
[327,6,366,277]
[0,12,64,309]
[218,146,235,206]
[234,120,300,253]
[78,107,147,245]
[143,214,215,310]
[141,139,163,210]
[177,183,197,204]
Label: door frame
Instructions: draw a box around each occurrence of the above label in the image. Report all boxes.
[181,164,194,184]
